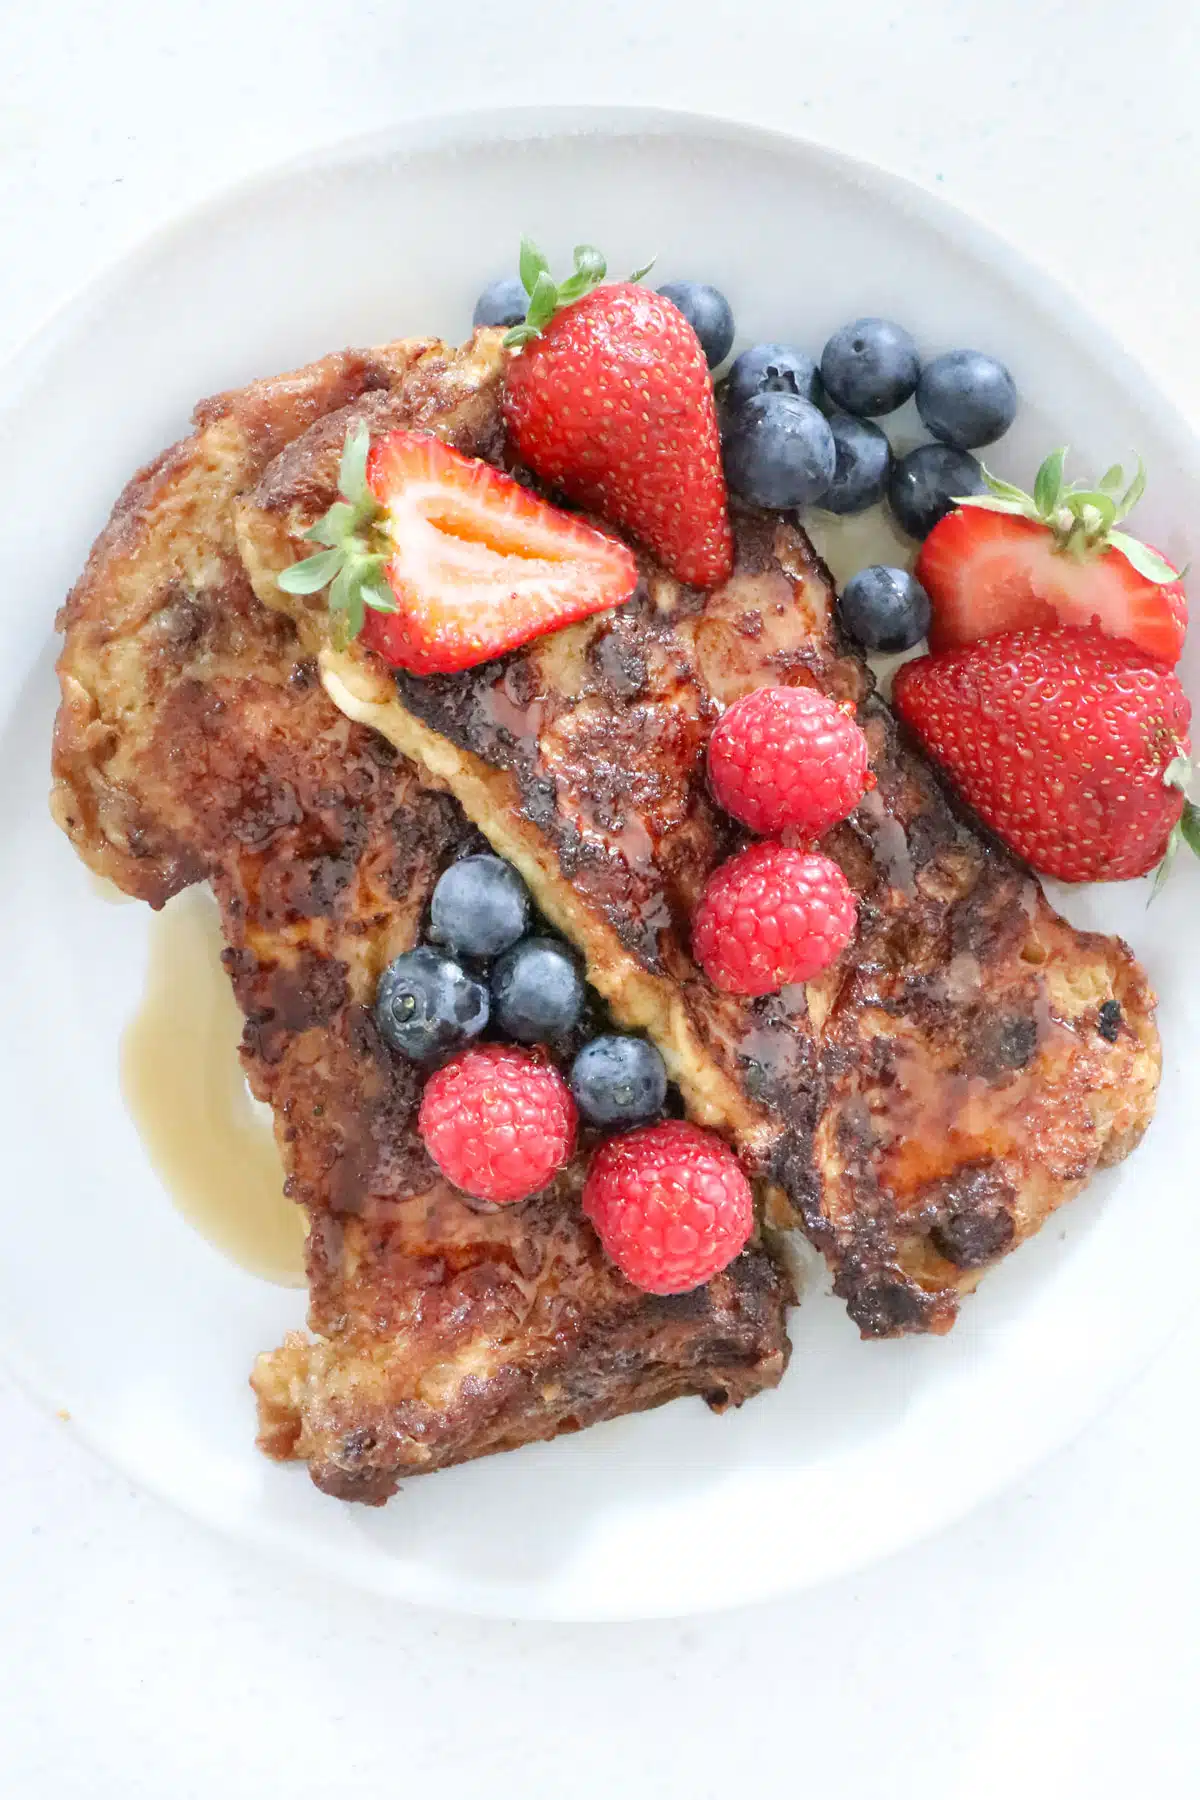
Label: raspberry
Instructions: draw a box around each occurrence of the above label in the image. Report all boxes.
[707,685,871,837]
[692,842,857,996]
[582,1120,754,1294]
[418,1044,577,1204]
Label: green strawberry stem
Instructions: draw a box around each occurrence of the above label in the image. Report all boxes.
[502,239,656,349]
[276,422,397,644]
[957,448,1178,585]
[1152,756,1200,896]
[1151,759,1200,900]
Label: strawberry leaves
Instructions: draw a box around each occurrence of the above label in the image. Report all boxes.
[518,235,550,298]
[1033,446,1068,517]
[957,448,1178,584]
[1153,756,1200,896]
[504,240,609,348]
[502,239,655,349]
[277,422,396,645]
[278,546,343,593]
[1108,531,1177,585]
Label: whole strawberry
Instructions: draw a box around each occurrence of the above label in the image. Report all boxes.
[502,243,733,587]
[892,626,1197,882]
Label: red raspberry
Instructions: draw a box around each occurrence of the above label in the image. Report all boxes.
[707,685,871,837]
[692,842,857,996]
[418,1044,577,1204]
[582,1120,754,1294]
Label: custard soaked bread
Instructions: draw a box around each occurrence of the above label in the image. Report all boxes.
[238,330,1160,1337]
[51,346,789,1503]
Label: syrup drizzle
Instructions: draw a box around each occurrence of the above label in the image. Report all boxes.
[120,887,307,1287]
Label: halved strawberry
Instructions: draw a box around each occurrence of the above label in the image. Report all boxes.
[363,433,637,674]
[278,424,638,676]
[916,450,1187,665]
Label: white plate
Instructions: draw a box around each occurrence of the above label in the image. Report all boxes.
[2,107,1197,1621]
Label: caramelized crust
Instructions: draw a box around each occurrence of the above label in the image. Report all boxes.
[237,332,1161,1337]
[51,339,790,1504]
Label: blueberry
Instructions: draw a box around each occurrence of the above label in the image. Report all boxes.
[838,566,931,654]
[374,947,489,1061]
[570,1035,668,1127]
[820,318,920,417]
[472,276,528,330]
[916,350,1018,450]
[492,937,584,1044]
[818,413,892,515]
[888,443,984,539]
[658,281,736,367]
[429,854,531,959]
[722,343,821,413]
[723,392,836,509]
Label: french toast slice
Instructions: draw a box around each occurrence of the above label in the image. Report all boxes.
[50,344,790,1504]
[238,329,1161,1337]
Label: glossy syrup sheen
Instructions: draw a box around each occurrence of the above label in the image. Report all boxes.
[121,887,307,1287]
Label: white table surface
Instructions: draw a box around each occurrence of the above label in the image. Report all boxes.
[3,2,1197,1793]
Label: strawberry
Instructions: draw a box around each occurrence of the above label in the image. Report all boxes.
[277,423,637,675]
[916,450,1187,666]
[500,241,733,588]
[892,626,1198,883]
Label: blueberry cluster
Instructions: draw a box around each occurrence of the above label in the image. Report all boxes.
[473,264,1017,660]
[718,318,1015,538]
[374,852,669,1128]
[696,301,1016,659]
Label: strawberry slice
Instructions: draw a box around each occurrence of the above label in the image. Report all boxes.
[362,433,637,674]
[916,449,1186,666]
[279,425,638,676]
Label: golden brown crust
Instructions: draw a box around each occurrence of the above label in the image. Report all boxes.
[51,343,429,904]
[237,336,1161,1337]
[50,335,790,1505]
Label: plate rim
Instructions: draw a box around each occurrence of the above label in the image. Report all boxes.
[2,103,1196,1620]
[3,102,1197,468]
